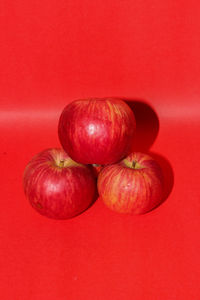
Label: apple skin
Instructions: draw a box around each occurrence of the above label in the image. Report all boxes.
[23,148,97,219]
[58,98,136,165]
[97,152,164,215]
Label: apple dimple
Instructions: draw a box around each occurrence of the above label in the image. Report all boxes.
[52,154,82,169]
[131,161,143,169]
[122,158,144,170]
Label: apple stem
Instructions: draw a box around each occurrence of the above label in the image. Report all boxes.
[132,161,137,169]
[59,160,65,168]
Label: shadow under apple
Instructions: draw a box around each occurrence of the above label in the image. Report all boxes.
[123,98,173,212]
[147,151,174,212]
[125,99,160,152]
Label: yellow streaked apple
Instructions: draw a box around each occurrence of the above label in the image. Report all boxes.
[97,152,164,215]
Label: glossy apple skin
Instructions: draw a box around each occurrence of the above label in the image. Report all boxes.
[23,148,97,219]
[97,152,164,215]
[58,98,136,165]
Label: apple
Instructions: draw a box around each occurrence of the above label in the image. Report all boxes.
[23,148,97,219]
[58,98,136,165]
[97,152,164,214]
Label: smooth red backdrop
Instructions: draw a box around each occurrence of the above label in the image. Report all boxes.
[1,1,200,299]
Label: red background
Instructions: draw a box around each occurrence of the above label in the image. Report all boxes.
[1,0,200,299]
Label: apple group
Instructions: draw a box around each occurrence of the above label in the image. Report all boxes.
[23,97,164,219]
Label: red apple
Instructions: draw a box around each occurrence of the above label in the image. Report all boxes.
[23,148,97,219]
[58,98,136,165]
[97,152,164,214]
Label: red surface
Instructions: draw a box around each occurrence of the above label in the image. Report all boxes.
[1,0,200,299]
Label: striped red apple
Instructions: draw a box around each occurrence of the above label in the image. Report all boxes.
[23,148,97,219]
[97,152,164,214]
[58,98,136,165]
